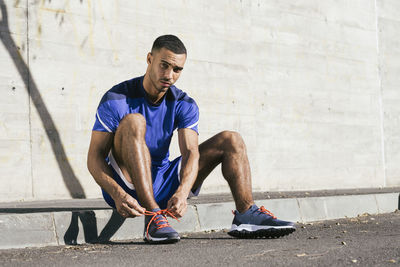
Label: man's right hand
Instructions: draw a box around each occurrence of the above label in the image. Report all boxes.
[114,192,146,218]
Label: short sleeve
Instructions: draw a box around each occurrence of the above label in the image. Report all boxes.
[176,99,199,134]
[92,101,120,133]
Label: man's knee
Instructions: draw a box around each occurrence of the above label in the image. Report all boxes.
[117,113,146,137]
[218,130,246,153]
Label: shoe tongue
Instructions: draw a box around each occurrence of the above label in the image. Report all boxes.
[151,208,161,212]
[248,204,259,212]
[145,208,162,224]
[242,204,259,215]
[236,204,258,215]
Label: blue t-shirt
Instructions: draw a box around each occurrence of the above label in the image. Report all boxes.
[93,75,199,166]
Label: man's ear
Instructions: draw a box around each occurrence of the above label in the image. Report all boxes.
[147,52,152,64]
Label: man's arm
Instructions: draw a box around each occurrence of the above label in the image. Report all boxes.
[87,131,145,217]
[167,128,199,217]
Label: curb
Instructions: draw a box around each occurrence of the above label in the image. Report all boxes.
[0,192,398,249]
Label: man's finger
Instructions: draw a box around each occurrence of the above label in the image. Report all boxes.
[178,203,187,217]
[166,199,173,210]
[174,202,187,218]
[117,207,130,218]
[167,198,178,210]
[122,203,143,217]
[126,199,146,215]
[171,203,183,217]
[181,204,187,215]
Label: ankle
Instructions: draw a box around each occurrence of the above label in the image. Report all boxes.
[144,203,160,211]
[236,203,254,214]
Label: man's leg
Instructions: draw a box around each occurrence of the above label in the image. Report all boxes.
[112,113,158,210]
[111,113,179,243]
[193,131,254,213]
[193,131,295,238]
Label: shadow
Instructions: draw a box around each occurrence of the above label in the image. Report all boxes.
[64,211,97,245]
[0,0,85,198]
[181,237,234,240]
[97,210,126,242]
[63,210,127,245]
[0,0,128,244]
[99,241,145,245]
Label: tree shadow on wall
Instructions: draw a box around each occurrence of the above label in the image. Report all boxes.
[0,0,124,244]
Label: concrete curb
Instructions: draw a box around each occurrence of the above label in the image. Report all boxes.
[0,192,398,249]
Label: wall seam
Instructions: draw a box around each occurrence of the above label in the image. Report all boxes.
[296,198,303,223]
[51,213,60,245]
[193,205,202,231]
[374,0,386,188]
[26,0,34,198]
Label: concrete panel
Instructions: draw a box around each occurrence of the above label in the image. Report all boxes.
[0,1,27,38]
[246,0,384,192]
[375,193,399,213]
[298,197,328,222]
[105,213,144,241]
[168,205,200,233]
[196,202,236,231]
[0,140,32,200]
[324,195,379,220]
[0,0,32,202]
[377,0,400,188]
[254,199,301,223]
[0,213,57,249]
[53,211,86,245]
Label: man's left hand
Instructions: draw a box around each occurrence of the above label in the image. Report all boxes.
[167,192,188,218]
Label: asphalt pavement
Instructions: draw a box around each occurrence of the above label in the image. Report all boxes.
[1,211,399,266]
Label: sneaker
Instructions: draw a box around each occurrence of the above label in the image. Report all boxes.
[228,204,295,238]
[143,208,180,244]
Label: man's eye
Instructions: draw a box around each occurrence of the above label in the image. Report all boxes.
[173,68,181,73]
[161,63,168,69]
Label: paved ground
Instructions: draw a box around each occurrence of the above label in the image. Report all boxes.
[1,212,399,266]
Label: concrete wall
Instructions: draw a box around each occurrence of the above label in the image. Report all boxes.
[0,0,399,202]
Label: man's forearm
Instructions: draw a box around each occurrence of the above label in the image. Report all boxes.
[87,155,125,200]
[176,150,199,196]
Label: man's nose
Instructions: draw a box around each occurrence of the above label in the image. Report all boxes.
[165,68,173,80]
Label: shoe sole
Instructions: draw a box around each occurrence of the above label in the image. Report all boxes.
[228,227,295,239]
[144,236,180,244]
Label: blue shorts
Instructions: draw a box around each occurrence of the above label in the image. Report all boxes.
[102,154,201,209]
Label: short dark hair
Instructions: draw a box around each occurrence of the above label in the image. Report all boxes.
[151,35,187,55]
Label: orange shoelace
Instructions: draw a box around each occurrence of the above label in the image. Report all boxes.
[144,209,180,238]
[258,206,277,219]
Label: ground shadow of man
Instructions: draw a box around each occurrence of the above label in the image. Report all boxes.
[64,210,126,244]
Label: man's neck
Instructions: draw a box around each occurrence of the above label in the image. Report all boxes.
[142,74,167,104]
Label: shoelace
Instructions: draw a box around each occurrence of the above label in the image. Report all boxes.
[144,209,180,238]
[258,206,277,219]
[231,206,277,219]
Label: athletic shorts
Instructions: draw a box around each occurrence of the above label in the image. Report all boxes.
[102,154,201,209]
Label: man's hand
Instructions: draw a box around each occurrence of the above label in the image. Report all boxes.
[167,192,188,218]
[114,192,146,218]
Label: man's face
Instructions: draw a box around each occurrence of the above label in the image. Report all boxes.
[146,47,186,93]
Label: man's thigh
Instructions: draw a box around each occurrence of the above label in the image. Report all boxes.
[193,131,244,189]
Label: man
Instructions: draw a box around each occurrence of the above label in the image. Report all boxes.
[87,35,295,244]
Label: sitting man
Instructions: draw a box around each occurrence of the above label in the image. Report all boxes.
[87,34,295,244]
